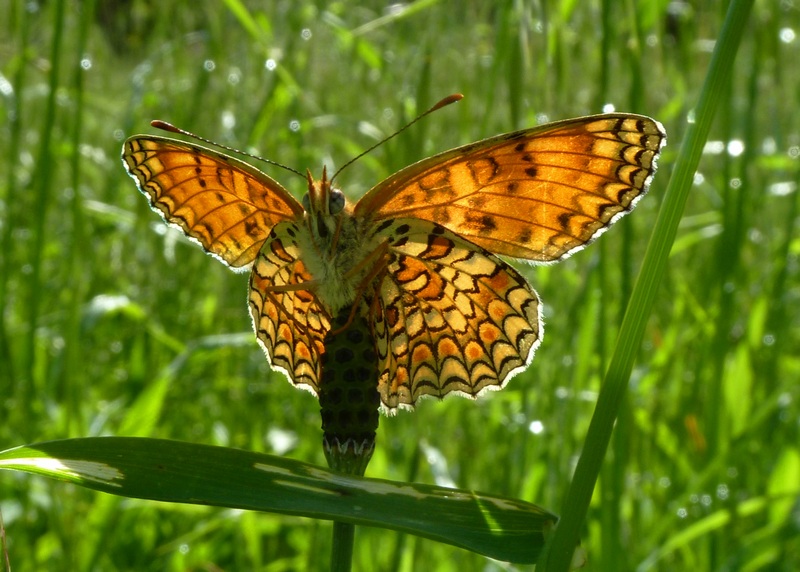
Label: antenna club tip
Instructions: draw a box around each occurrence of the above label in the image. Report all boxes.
[432,93,464,111]
[151,120,180,133]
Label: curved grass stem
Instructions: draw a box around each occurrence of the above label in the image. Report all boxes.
[539,0,756,569]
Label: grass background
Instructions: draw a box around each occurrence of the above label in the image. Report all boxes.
[2,0,799,570]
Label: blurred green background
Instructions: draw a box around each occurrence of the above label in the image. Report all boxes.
[1,0,798,570]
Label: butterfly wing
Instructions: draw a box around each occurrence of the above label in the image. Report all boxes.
[369,219,541,409]
[355,114,666,262]
[123,136,305,270]
[249,221,331,393]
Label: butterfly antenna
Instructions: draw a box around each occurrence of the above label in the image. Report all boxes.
[330,93,463,182]
[151,120,305,178]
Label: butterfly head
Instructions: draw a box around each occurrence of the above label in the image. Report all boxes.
[302,166,346,216]
[302,166,352,244]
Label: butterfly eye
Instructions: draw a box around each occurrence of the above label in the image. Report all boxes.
[329,189,345,214]
[301,193,311,212]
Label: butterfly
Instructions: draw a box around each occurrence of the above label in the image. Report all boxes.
[122,96,665,412]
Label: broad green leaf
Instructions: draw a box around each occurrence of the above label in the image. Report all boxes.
[0,437,557,563]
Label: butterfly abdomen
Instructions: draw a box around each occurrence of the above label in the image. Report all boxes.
[318,307,380,476]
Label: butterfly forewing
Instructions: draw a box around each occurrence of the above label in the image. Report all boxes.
[370,219,541,409]
[123,136,304,269]
[355,114,666,263]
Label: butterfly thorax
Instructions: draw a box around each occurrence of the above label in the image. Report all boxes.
[298,170,381,316]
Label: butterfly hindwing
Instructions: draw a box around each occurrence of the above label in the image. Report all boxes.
[249,221,331,393]
[369,219,542,409]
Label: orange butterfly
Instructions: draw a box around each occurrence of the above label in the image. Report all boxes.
[122,96,665,411]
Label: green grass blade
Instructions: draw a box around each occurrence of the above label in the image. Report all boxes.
[0,437,557,564]
[220,0,262,42]
[540,0,756,569]
[20,0,66,424]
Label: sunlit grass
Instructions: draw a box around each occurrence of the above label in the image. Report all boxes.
[1,1,798,570]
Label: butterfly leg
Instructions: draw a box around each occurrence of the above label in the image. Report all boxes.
[263,281,319,293]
